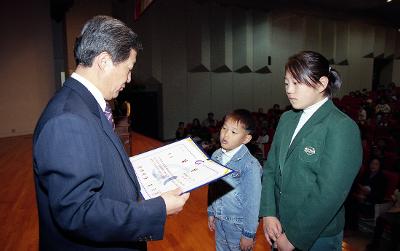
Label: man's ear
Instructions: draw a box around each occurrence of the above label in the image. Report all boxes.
[243,134,252,145]
[318,76,329,93]
[95,52,112,71]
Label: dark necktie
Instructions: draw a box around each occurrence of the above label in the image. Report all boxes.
[104,102,115,129]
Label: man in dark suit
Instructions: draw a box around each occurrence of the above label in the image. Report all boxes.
[33,15,189,251]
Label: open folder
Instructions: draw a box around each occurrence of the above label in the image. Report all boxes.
[130,137,233,200]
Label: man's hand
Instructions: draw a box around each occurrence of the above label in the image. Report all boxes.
[276,233,295,251]
[240,236,255,251]
[263,216,282,245]
[208,216,216,231]
[160,189,190,215]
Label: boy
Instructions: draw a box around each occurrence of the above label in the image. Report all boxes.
[207,109,262,251]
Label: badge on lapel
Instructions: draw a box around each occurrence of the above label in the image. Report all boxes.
[299,140,320,162]
[304,146,316,156]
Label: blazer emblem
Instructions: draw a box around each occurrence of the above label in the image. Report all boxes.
[304,146,316,155]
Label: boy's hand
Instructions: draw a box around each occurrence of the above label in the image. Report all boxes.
[208,216,216,231]
[240,236,255,251]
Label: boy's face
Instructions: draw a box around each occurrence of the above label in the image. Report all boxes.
[219,117,252,151]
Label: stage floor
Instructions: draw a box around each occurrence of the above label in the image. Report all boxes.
[0,133,370,251]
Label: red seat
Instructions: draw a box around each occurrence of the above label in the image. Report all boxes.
[263,143,272,159]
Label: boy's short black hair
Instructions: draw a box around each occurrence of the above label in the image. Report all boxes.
[224,109,256,135]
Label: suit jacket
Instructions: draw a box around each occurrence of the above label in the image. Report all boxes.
[33,78,166,251]
[260,100,362,250]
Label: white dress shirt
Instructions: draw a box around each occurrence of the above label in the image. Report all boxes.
[71,72,106,112]
[221,144,243,165]
[290,97,329,145]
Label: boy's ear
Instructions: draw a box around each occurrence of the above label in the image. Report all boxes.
[243,134,252,145]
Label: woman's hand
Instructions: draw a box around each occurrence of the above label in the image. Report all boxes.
[263,216,282,246]
[276,233,295,251]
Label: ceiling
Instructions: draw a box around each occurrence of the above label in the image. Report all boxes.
[51,0,400,28]
[195,0,400,28]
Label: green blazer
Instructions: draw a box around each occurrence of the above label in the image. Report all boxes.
[260,99,362,250]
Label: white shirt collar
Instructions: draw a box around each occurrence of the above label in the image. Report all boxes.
[302,96,329,117]
[71,72,106,112]
[290,97,329,145]
[222,144,243,160]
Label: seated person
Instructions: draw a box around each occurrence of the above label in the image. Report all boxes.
[375,98,391,114]
[346,158,387,229]
[201,137,219,156]
[187,118,202,141]
[354,158,387,217]
[202,112,217,128]
[175,122,187,140]
[255,128,269,157]
[357,105,367,125]
[367,186,400,250]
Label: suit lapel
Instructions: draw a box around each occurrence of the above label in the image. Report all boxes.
[279,111,302,171]
[64,78,141,190]
[286,100,334,159]
[99,111,141,190]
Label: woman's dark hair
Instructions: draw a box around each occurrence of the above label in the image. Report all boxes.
[74,15,142,67]
[285,51,342,97]
[224,109,256,136]
[192,118,200,126]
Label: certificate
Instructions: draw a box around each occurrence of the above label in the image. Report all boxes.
[130,137,233,200]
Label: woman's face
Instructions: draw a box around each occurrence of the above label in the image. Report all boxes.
[284,71,326,110]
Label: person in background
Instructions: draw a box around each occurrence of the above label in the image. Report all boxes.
[366,185,400,250]
[355,158,387,209]
[260,51,362,251]
[255,127,270,158]
[33,15,189,251]
[175,121,187,140]
[208,109,262,251]
[202,112,217,128]
[375,98,391,115]
[357,105,367,125]
[346,158,387,230]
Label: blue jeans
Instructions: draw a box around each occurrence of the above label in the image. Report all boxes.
[215,219,243,251]
[308,231,343,251]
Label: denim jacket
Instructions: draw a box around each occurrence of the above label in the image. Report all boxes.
[207,145,262,239]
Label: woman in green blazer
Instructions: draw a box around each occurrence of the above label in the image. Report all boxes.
[260,51,362,251]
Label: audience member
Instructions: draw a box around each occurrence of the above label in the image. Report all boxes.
[366,186,400,250]
[175,121,187,140]
[202,112,217,128]
[375,98,391,114]
[354,158,387,218]
[255,127,269,157]
[357,105,367,125]
[187,118,203,142]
